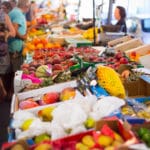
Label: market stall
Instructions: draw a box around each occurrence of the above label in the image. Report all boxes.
[2,4,150,150]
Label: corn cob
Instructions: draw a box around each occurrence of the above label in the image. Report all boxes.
[96,65,126,99]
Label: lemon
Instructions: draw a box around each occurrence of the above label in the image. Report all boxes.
[38,106,55,121]
[75,142,89,150]
[97,135,113,147]
[82,135,95,148]
[84,117,95,129]
[21,118,34,131]
[34,134,51,144]
[35,143,52,150]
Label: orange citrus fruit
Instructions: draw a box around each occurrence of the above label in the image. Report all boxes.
[41,38,48,45]
[31,19,37,26]
[32,38,41,46]
[36,43,44,49]
[45,43,53,49]
[22,47,29,56]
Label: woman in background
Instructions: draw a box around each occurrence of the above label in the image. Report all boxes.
[114,6,127,33]
[101,6,127,33]
[8,0,29,72]
[0,0,15,102]
[7,0,29,100]
[1,1,12,14]
[8,0,17,9]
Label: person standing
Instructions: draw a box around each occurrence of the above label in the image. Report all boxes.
[114,6,127,33]
[0,1,15,102]
[26,0,38,22]
[8,0,17,9]
[100,5,127,34]
[1,1,12,14]
[8,0,29,72]
[7,0,29,98]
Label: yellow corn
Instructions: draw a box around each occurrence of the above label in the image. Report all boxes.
[96,65,126,99]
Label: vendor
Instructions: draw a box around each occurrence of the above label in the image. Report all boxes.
[101,6,127,33]
[114,6,127,33]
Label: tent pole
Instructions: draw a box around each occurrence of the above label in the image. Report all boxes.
[93,0,96,45]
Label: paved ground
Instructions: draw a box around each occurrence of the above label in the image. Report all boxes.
[0,100,11,148]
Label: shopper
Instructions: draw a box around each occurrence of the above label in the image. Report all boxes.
[58,3,67,20]
[8,0,17,9]
[114,6,127,33]
[0,2,16,102]
[6,0,29,99]
[1,1,12,14]
[8,0,29,72]
[26,0,38,22]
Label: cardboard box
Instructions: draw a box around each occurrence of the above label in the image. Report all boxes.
[95,119,138,150]
[114,38,143,52]
[123,78,150,97]
[131,122,150,149]
[132,122,150,133]
[11,80,78,114]
[108,35,132,47]
[139,54,150,69]
[125,44,150,57]
[97,32,125,44]
[50,130,93,150]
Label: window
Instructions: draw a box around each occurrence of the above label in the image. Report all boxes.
[141,19,150,32]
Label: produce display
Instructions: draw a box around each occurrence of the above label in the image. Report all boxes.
[36,13,56,25]
[8,36,150,150]
[128,50,150,62]
[22,37,62,57]
[27,28,45,38]
[10,96,125,141]
[61,27,84,35]
[96,65,126,99]
[82,27,99,40]
[97,50,141,70]
[3,5,150,150]
[125,44,150,61]
[20,47,102,91]
[74,125,126,150]
[121,98,150,120]
[4,120,137,150]
[11,80,80,112]
[50,122,136,150]
[136,127,150,147]
[18,87,76,110]
[20,46,143,92]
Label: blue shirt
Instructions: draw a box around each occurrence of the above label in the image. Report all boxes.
[8,8,27,52]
